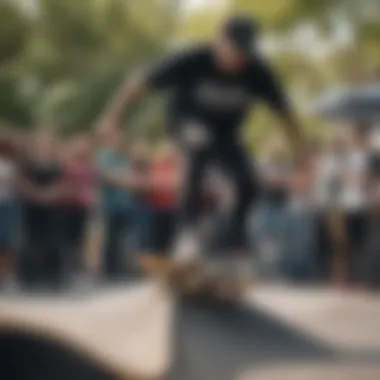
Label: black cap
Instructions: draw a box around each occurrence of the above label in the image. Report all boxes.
[221,15,258,54]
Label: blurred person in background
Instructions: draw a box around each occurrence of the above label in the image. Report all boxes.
[128,140,152,260]
[283,147,318,282]
[0,125,28,282]
[342,124,372,288]
[17,130,65,290]
[98,15,303,277]
[250,138,291,279]
[139,141,181,274]
[363,180,380,292]
[260,137,291,209]
[314,125,372,289]
[368,132,380,181]
[0,131,19,291]
[358,130,380,291]
[96,129,133,281]
[60,135,97,285]
[314,129,350,287]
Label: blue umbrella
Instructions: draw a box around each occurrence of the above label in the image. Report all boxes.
[312,83,380,123]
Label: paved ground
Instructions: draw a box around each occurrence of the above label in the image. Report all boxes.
[172,286,380,379]
[249,285,380,353]
[171,297,334,380]
[240,363,380,380]
[1,282,380,380]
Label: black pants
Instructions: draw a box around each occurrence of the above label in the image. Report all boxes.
[148,209,176,254]
[19,205,63,288]
[60,207,88,275]
[102,210,129,279]
[180,140,259,251]
[345,210,368,283]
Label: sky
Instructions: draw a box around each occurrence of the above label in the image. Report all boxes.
[17,0,214,13]
[182,0,225,13]
[185,0,205,9]
[15,0,351,58]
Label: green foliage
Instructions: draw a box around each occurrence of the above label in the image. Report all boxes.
[0,1,30,65]
[230,0,380,152]
[2,0,380,149]
[0,0,179,137]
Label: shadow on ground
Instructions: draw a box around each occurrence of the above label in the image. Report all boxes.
[0,328,119,380]
[170,296,337,380]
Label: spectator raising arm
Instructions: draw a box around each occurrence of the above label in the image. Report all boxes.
[255,62,304,161]
[96,72,147,134]
[97,48,199,134]
[15,172,39,202]
[279,111,304,163]
[99,168,147,192]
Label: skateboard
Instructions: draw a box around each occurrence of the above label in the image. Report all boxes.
[179,259,252,303]
[139,255,252,303]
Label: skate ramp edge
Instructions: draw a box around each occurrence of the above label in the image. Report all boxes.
[0,284,173,380]
[238,362,380,380]
[0,323,170,380]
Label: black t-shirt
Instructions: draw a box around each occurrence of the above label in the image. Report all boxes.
[22,162,62,187]
[369,151,380,178]
[147,45,289,140]
[21,160,63,209]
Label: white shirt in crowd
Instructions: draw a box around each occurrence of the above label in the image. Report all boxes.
[341,148,369,211]
[0,157,16,202]
[314,148,369,212]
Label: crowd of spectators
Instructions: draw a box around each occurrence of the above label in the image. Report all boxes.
[1,120,380,293]
[0,123,181,292]
[253,122,380,291]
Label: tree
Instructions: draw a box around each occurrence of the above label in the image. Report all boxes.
[0,1,31,125]
[0,1,30,65]
[0,0,181,134]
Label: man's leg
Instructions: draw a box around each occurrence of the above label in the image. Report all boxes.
[172,142,213,263]
[219,142,260,255]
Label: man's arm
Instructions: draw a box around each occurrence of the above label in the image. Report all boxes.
[277,109,304,161]
[255,61,304,159]
[97,71,147,134]
[97,47,199,134]
[99,168,146,191]
[15,170,38,201]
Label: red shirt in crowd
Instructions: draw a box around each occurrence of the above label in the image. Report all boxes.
[148,155,181,210]
[61,159,97,208]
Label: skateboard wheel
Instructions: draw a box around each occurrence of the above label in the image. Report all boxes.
[182,273,204,293]
[212,273,246,301]
[167,262,204,294]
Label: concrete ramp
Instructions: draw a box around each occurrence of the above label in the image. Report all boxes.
[2,284,380,380]
[0,282,173,380]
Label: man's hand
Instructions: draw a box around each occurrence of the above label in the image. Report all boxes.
[96,71,147,135]
[279,110,304,165]
[181,122,212,150]
[95,116,119,137]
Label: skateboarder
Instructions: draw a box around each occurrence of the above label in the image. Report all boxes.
[97,15,303,289]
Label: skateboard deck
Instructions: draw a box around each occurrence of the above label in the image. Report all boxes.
[138,254,252,303]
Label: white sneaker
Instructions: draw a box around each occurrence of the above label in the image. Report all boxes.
[0,276,20,294]
[181,122,212,149]
[71,273,94,294]
[233,257,255,283]
[173,229,201,264]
